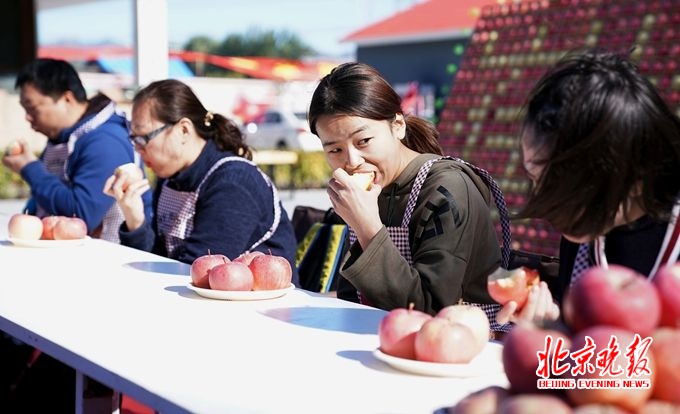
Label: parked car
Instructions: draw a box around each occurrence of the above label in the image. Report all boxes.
[243,109,323,152]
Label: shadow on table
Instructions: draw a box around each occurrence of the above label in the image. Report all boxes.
[124,261,191,276]
[260,306,384,335]
[336,349,425,377]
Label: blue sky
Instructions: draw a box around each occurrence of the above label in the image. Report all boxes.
[37,0,420,57]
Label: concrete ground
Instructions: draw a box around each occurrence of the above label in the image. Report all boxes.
[0,188,332,218]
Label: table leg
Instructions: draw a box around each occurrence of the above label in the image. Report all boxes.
[75,371,120,414]
[76,370,85,414]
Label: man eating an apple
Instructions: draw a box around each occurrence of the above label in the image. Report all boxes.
[1,58,152,243]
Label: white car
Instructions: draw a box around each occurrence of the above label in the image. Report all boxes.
[244,109,323,152]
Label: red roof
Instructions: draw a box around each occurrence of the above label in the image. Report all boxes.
[342,0,502,45]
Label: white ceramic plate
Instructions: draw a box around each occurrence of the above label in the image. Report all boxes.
[187,283,295,301]
[373,342,504,377]
[8,237,88,248]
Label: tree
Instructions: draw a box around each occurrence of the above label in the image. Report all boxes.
[183,28,317,59]
[183,28,318,77]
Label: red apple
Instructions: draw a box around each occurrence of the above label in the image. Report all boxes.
[570,403,630,414]
[41,215,64,240]
[566,325,655,413]
[652,264,680,328]
[414,318,478,363]
[114,163,144,190]
[650,327,680,403]
[191,252,230,288]
[487,266,539,310]
[378,304,433,360]
[5,140,23,156]
[208,261,254,291]
[638,399,680,414]
[233,250,265,265]
[563,265,661,336]
[52,217,87,240]
[249,253,292,290]
[448,385,509,414]
[502,321,572,393]
[7,213,43,240]
[499,394,572,414]
[435,304,490,355]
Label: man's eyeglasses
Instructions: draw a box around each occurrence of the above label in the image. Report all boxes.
[129,123,173,148]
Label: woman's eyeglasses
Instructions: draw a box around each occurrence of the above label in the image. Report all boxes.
[129,123,173,148]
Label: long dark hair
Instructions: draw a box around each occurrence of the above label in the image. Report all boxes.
[308,62,442,155]
[133,79,251,159]
[519,48,680,238]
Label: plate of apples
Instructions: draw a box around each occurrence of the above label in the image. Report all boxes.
[373,303,504,377]
[7,214,89,248]
[187,250,295,301]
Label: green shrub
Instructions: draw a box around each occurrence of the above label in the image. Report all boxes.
[258,151,331,189]
[0,168,30,199]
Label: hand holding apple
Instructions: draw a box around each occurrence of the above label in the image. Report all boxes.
[487,266,540,311]
[5,140,23,156]
[113,163,144,191]
[349,171,375,190]
[1,140,37,173]
[496,281,560,326]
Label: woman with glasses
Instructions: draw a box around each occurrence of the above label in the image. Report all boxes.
[104,79,299,285]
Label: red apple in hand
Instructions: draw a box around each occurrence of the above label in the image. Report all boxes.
[414,318,479,363]
[52,217,87,240]
[436,304,490,355]
[249,253,292,290]
[191,252,230,288]
[5,140,23,156]
[652,264,680,328]
[208,261,254,291]
[650,327,680,403]
[487,266,539,310]
[233,251,265,265]
[378,304,432,360]
[8,213,43,240]
[563,265,660,336]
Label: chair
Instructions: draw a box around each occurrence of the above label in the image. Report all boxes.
[291,205,347,294]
